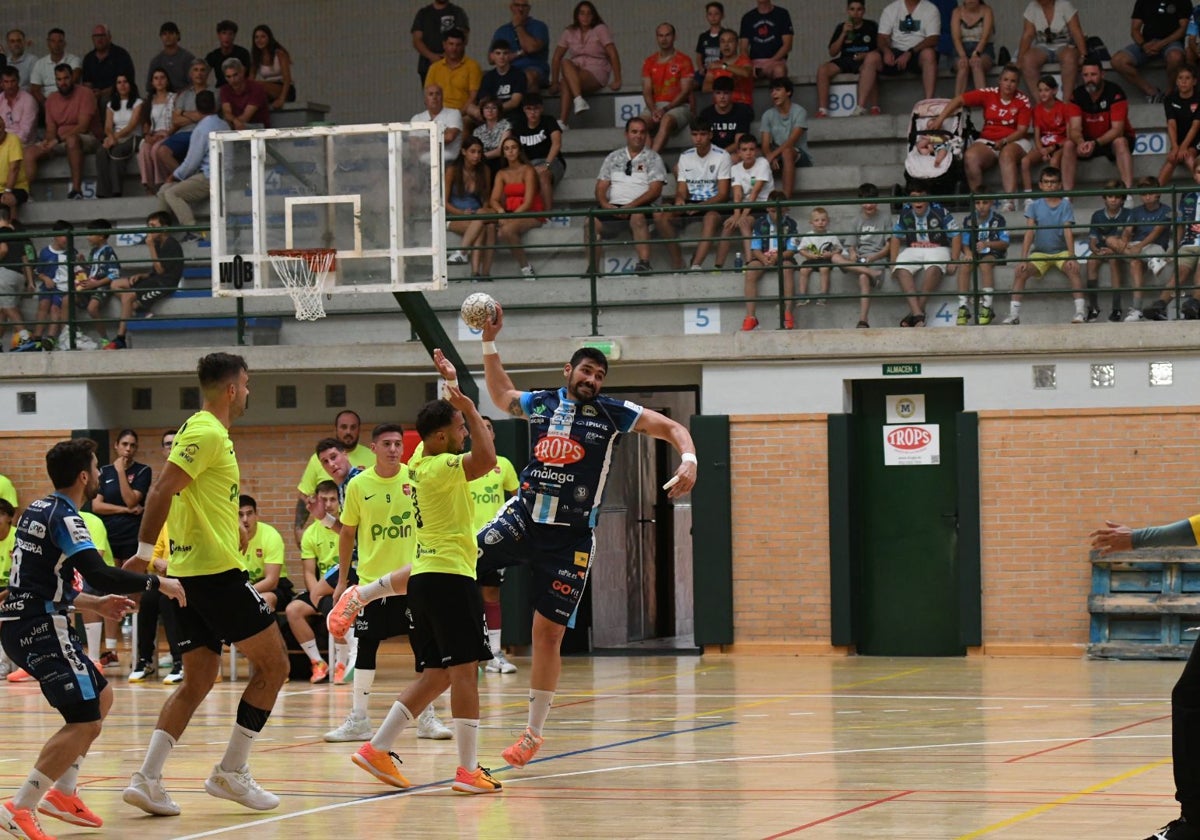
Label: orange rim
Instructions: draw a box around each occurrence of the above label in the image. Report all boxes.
[267,247,337,272]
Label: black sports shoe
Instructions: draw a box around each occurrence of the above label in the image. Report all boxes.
[1085,306,1101,323]
[1108,309,1122,322]
[1145,817,1200,839]
[1184,298,1200,320]
[1145,300,1170,321]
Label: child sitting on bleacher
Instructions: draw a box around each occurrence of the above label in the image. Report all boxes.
[15,220,82,352]
[797,207,844,308]
[75,218,121,349]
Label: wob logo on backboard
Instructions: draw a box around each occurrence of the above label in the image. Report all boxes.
[883,424,940,466]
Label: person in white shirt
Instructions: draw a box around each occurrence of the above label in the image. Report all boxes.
[587,116,668,274]
[413,83,464,163]
[717,135,775,269]
[28,28,81,107]
[6,30,38,91]
[877,0,941,100]
[653,119,732,270]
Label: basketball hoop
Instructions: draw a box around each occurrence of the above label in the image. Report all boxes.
[267,248,336,321]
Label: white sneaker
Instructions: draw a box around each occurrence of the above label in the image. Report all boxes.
[324,710,372,742]
[1001,312,1020,325]
[520,264,536,279]
[1123,306,1144,322]
[557,119,569,132]
[71,334,100,350]
[999,199,1016,213]
[448,250,468,265]
[1124,195,1135,209]
[1023,196,1035,213]
[573,95,590,114]
[485,651,518,673]
[1071,310,1086,324]
[122,771,182,816]
[416,705,453,740]
[204,764,279,811]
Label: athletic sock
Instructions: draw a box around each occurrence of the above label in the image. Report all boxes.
[982,287,994,308]
[300,639,322,663]
[357,575,395,604]
[957,295,968,308]
[220,725,259,772]
[487,628,502,656]
[370,701,414,751]
[353,669,376,716]
[1010,301,1022,316]
[455,719,480,770]
[1075,298,1086,315]
[528,689,554,736]
[335,640,350,668]
[139,729,177,779]
[85,622,102,660]
[52,756,83,794]
[12,769,52,810]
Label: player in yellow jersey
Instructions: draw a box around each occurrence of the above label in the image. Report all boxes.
[122,353,290,817]
[237,495,292,612]
[333,349,501,794]
[292,410,376,546]
[323,423,418,743]
[472,415,521,673]
[0,499,16,679]
[286,479,344,684]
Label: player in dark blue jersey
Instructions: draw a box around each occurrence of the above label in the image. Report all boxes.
[0,439,183,840]
[476,305,698,768]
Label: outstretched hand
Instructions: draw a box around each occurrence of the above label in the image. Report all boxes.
[1089,520,1134,554]
[433,348,457,381]
[94,594,138,622]
[480,302,504,340]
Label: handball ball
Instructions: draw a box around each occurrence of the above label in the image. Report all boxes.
[460,292,497,330]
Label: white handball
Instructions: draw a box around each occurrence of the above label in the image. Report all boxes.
[460,292,497,330]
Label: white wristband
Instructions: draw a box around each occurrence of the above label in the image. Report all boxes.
[322,513,338,529]
[444,378,458,389]
[681,453,698,465]
[481,340,498,355]
[137,540,156,560]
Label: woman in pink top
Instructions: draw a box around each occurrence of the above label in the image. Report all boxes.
[550,1,623,129]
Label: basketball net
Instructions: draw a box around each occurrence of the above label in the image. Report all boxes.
[267,248,336,321]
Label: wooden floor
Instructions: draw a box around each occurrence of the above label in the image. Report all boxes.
[0,650,1187,839]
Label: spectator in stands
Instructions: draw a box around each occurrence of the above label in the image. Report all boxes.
[29,28,81,108]
[1147,161,1200,319]
[239,495,292,612]
[1018,1,1087,102]
[1069,58,1136,201]
[1190,6,1200,66]
[0,94,32,221]
[695,2,727,85]
[815,0,881,117]
[411,0,471,86]
[251,25,294,110]
[739,0,794,80]
[425,28,480,121]
[495,1,551,91]
[24,65,97,201]
[877,0,941,101]
[890,187,961,327]
[139,69,176,195]
[928,64,1032,210]
[1022,74,1077,195]
[16,220,79,352]
[740,192,799,330]
[220,57,270,129]
[6,30,36,91]
[588,116,668,274]
[641,23,696,154]
[82,25,136,135]
[1006,165,1085,324]
[489,137,545,278]
[157,90,227,237]
[0,206,32,346]
[76,218,121,346]
[703,28,754,106]
[292,414,376,548]
[1159,63,1200,184]
[1123,176,1173,320]
[205,20,251,89]
[475,39,526,122]
[950,0,994,96]
[104,211,184,350]
[760,77,811,197]
[551,1,623,130]
[1085,182,1134,322]
[513,93,564,210]
[95,75,143,199]
[843,182,892,328]
[414,82,463,163]
[797,207,848,308]
[0,67,36,146]
[473,96,513,174]
[447,137,496,280]
[145,21,194,93]
[955,197,1006,326]
[1112,0,1191,103]
[654,119,732,270]
[701,75,754,152]
[716,134,775,268]
[155,59,211,183]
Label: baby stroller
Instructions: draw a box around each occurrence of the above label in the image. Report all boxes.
[900,98,972,202]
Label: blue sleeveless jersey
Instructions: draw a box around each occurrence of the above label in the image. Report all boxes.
[519,388,644,528]
[0,493,96,619]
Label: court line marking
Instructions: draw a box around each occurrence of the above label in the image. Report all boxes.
[1003,713,1170,763]
[762,791,916,839]
[953,757,1171,839]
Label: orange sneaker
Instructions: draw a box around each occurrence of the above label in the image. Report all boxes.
[309,661,329,684]
[452,765,502,794]
[327,586,364,641]
[783,312,795,330]
[332,662,347,685]
[741,315,759,331]
[38,788,102,828]
[351,743,411,789]
[6,667,33,683]
[501,727,544,768]
[2,800,54,840]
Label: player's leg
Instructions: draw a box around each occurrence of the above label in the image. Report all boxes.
[325,593,404,743]
[285,594,328,683]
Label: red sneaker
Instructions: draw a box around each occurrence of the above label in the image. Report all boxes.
[741,316,759,331]
[3,800,54,840]
[38,787,103,827]
[783,312,795,330]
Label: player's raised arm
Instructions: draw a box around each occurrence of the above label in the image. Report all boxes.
[479,303,526,418]
[434,347,497,480]
[635,407,698,498]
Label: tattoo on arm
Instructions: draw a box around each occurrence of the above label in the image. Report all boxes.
[506,396,523,417]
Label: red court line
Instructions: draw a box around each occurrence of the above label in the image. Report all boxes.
[760,790,914,838]
[1003,713,1170,763]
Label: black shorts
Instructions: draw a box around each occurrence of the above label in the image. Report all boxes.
[881,48,927,76]
[132,274,180,308]
[477,497,595,627]
[476,565,506,587]
[406,572,491,672]
[263,577,295,611]
[1,613,106,721]
[830,55,862,74]
[597,209,636,238]
[173,568,277,654]
[354,593,409,641]
[1078,140,1120,162]
[294,589,335,615]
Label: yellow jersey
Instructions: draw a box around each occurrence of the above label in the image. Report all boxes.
[468,455,519,532]
[0,522,15,586]
[297,443,376,496]
[80,511,112,565]
[167,410,241,577]
[339,466,416,585]
[240,521,288,584]
[300,520,339,577]
[409,449,476,578]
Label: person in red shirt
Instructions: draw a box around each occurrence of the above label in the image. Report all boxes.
[1022,74,1077,193]
[702,28,753,106]
[1158,63,1200,186]
[928,64,1031,209]
[1067,58,1135,199]
[640,23,695,153]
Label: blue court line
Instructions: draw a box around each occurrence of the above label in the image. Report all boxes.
[504,719,737,773]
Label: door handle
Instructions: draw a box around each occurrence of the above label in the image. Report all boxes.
[637,518,656,524]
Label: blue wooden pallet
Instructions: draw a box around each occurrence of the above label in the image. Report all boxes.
[1089,549,1200,659]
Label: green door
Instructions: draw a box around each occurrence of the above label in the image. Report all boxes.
[852,379,965,655]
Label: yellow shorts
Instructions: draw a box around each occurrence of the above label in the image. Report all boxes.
[1028,251,1073,276]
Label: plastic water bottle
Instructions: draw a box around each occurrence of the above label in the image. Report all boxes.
[734,253,743,271]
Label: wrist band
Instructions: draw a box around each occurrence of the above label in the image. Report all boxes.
[137,540,155,559]
[681,452,698,465]
[322,513,338,528]
[444,378,459,389]
[481,340,498,355]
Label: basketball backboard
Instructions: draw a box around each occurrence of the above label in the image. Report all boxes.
[209,122,447,298]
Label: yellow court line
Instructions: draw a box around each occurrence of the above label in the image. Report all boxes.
[955,757,1171,839]
[832,667,929,691]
